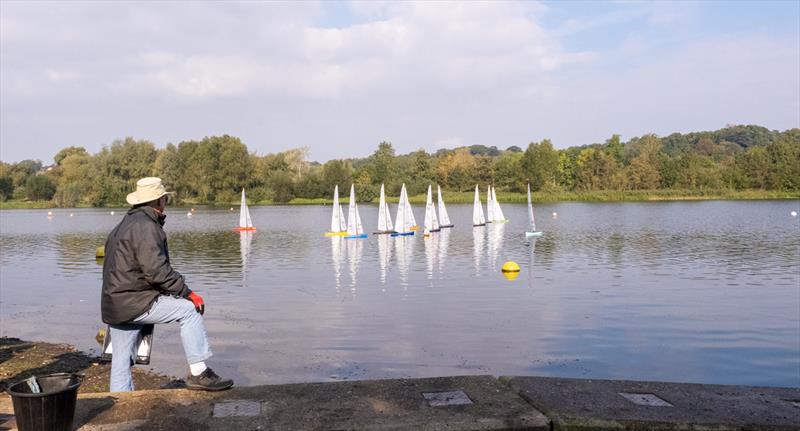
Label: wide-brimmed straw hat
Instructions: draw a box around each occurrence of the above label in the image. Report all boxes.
[126,177,174,205]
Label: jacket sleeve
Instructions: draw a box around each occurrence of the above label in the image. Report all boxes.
[134,221,191,298]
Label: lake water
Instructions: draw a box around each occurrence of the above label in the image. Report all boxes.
[1,201,798,388]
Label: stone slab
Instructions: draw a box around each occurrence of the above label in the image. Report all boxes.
[503,376,800,431]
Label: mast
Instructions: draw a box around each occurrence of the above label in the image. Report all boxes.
[239,188,252,228]
[377,184,388,232]
[346,184,357,235]
[486,185,495,222]
[472,185,485,226]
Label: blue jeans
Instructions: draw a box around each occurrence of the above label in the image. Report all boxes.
[109,295,212,392]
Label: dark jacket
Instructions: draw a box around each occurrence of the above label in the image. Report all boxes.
[101,206,190,324]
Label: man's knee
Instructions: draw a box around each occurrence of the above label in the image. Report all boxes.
[176,297,201,320]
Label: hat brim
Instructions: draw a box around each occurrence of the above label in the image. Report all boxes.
[126,191,174,206]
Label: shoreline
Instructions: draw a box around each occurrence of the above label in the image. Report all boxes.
[1,189,798,209]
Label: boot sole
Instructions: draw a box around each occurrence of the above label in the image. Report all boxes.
[185,382,234,391]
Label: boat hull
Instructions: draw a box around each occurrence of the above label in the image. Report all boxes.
[438,224,454,229]
[525,231,543,237]
[390,231,415,237]
[234,227,257,232]
[372,230,397,235]
[473,223,486,227]
[344,233,368,239]
[324,231,348,237]
[492,219,510,224]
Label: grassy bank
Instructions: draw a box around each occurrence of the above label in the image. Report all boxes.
[2,189,797,209]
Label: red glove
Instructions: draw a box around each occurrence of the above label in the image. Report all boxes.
[188,292,205,315]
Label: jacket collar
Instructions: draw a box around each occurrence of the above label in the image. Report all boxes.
[127,206,167,226]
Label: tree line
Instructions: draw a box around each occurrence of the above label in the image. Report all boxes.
[0,124,797,207]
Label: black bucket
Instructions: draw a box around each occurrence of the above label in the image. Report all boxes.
[7,373,83,431]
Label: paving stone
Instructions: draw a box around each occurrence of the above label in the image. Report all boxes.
[213,400,262,417]
[618,392,673,407]
[422,390,473,407]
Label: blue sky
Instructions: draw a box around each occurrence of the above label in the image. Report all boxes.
[1,0,798,163]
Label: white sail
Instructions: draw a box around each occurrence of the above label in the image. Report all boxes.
[486,185,495,222]
[354,202,364,235]
[527,183,536,231]
[424,185,435,234]
[330,185,342,232]
[394,184,414,233]
[346,184,357,235]
[377,184,393,232]
[472,185,485,226]
[239,188,253,228]
[437,185,452,226]
[492,187,506,221]
[338,205,347,232]
[405,186,417,228]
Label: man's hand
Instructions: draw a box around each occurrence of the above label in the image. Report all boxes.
[188,292,205,315]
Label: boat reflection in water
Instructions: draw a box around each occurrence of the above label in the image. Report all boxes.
[394,235,413,288]
[473,225,485,275]
[330,236,343,292]
[377,234,392,286]
[487,222,505,272]
[346,236,363,294]
[438,228,450,275]
[424,230,438,280]
[528,237,537,289]
[239,230,253,285]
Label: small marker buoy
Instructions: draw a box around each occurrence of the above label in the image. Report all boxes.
[96,246,105,258]
[69,213,74,217]
[191,208,196,212]
[502,261,520,273]
[230,207,234,211]
[187,212,193,217]
[792,211,798,217]
[47,211,53,216]
[552,212,558,218]
[503,271,520,281]
[110,211,115,215]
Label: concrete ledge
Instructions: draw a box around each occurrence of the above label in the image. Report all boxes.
[0,375,548,430]
[502,376,800,431]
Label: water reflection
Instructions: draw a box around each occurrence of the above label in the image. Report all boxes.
[438,228,450,274]
[377,234,392,285]
[473,226,485,275]
[487,223,505,272]
[528,238,537,289]
[330,236,343,291]
[394,236,413,287]
[424,233,438,280]
[346,238,364,293]
[239,231,253,284]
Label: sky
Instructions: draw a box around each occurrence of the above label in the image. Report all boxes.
[1,0,798,164]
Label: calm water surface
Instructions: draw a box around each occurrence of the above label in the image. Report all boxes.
[1,201,798,387]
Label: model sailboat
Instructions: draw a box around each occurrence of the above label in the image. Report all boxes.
[374,183,395,234]
[436,185,454,228]
[325,185,348,236]
[235,188,256,231]
[391,184,415,236]
[344,184,368,239]
[489,186,508,223]
[472,185,486,227]
[423,185,441,237]
[525,183,543,237]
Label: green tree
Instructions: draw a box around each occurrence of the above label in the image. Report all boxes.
[25,175,56,200]
[521,139,559,191]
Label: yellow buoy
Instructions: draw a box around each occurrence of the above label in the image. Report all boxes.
[96,246,105,258]
[502,271,520,281]
[502,261,520,273]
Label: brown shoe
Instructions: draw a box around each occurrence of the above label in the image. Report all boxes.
[185,368,233,391]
